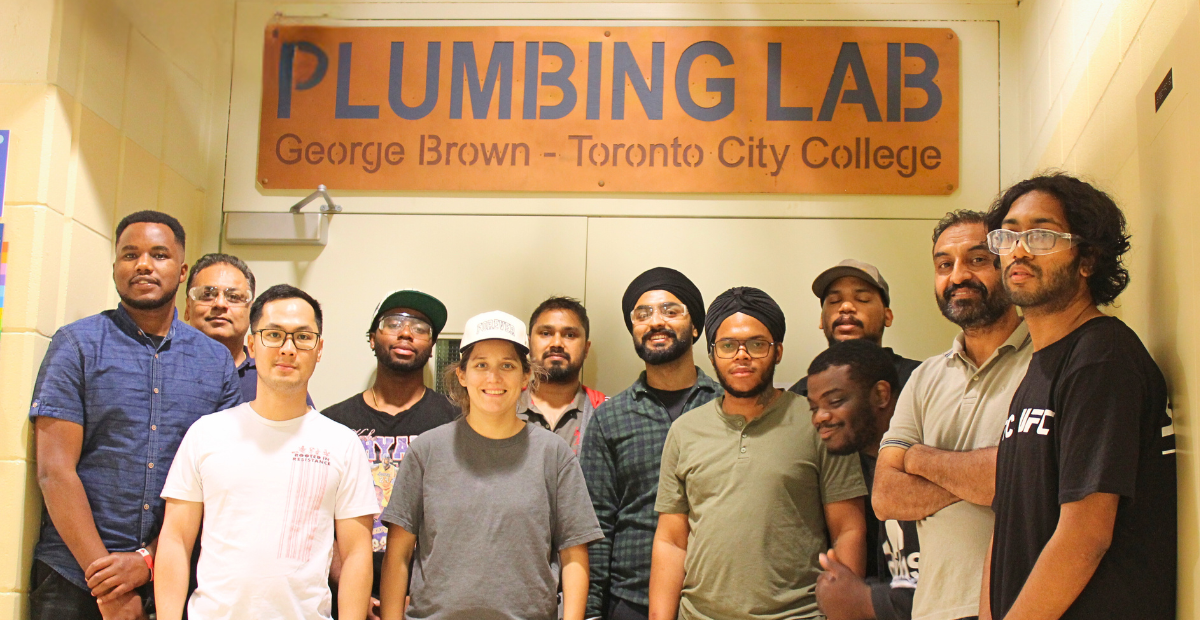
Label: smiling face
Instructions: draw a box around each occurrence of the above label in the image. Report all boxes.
[818,276,892,346]
[807,364,884,455]
[113,222,186,311]
[631,290,696,366]
[184,263,252,346]
[456,339,530,417]
[1000,191,1091,311]
[933,222,1013,328]
[530,308,590,384]
[710,313,782,399]
[248,298,323,395]
[370,306,435,373]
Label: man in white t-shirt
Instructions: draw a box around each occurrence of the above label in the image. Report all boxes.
[155,284,379,620]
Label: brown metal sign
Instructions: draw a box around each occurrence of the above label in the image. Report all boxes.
[257,25,959,194]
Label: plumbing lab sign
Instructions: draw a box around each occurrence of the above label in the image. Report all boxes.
[257,25,959,195]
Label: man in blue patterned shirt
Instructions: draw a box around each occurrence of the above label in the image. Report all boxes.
[581,267,721,620]
[29,211,243,620]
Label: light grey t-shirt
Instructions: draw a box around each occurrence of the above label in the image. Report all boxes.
[381,418,604,620]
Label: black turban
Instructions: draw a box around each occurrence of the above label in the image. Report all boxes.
[704,286,786,350]
[621,267,706,342]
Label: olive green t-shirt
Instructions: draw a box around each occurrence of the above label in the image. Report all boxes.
[656,390,868,620]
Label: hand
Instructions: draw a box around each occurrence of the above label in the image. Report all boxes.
[97,590,147,620]
[816,549,875,620]
[368,597,382,620]
[903,444,931,477]
[86,552,151,600]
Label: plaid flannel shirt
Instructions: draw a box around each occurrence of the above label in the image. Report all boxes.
[580,368,722,616]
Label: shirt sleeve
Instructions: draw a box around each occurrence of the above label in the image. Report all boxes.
[580,409,616,617]
[218,353,245,411]
[336,431,382,519]
[654,425,688,514]
[880,364,924,451]
[161,424,205,502]
[380,436,425,535]
[818,443,868,505]
[1056,359,1142,503]
[553,448,604,551]
[29,329,86,425]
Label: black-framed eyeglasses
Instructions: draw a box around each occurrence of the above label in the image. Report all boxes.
[712,338,776,359]
[987,228,1082,256]
[254,328,321,350]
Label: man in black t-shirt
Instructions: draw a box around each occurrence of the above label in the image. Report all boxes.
[790,260,921,397]
[807,340,920,620]
[322,290,458,613]
[983,174,1175,620]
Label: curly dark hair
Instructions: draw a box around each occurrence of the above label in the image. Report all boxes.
[807,339,899,394]
[985,172,1131,306]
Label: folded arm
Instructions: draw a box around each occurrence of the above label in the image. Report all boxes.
[904,445,997,506]
[872,446,960,521]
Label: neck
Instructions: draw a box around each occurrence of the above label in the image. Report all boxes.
[369,366,427,414]
[122,302,175,337]
[645,353,698,390]
[225,339,247,366]
[531,378,582,429]
[960,310,1024,367]
[722,387,781,421]
[465,408,526,439]
[1022,289,1104,350]
[250,383,311,422]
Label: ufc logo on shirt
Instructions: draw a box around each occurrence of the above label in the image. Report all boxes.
[1004,408,1056,438]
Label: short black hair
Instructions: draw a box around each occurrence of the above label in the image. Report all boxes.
[985,172,1131,306]
[187,253,257,295]
[807,339,899,394]
[249,284,323,332]
[115,210,186,249]
[528,296,590,339]
[932,210,988,244]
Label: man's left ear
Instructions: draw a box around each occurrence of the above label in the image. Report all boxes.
[315,338,324,362]
[872,380,893,409]
[1079,252,1097,278]
[773,342,784,364]
[883,308,894,328]
[178,262,188,284]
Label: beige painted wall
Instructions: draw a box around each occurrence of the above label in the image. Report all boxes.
[0,0,235,616]
[1014,0,1200,615]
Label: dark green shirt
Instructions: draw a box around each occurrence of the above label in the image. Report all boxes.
[580,368,722,616]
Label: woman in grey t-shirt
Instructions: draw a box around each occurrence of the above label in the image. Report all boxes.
[379,311,603,620]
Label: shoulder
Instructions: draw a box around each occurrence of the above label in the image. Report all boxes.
[422,390,461,421]
[307,411,367,444]
[409,418,457,450]
[593,385,640,421]
[188,404,244,435]
[528,424,577,460]
[172,321,237,365]
[674,398,719,428]
[1060,317,1155,372]
[320,393,364,420]
[52,312,117,347]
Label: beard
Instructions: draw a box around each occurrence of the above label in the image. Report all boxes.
[821,406,878,456]
[375,340,433,374]
[119,284,179,311]
[541,348,583,384]
[634,327,692,365]
[1004,255,1084,313]
[825,315,883,347]
[718,362,777,399]
[938,279,1012,328]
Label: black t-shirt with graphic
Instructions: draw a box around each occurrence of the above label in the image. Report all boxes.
[990,317,1175,620]
[321,389,458,595]
[861,453,919,620]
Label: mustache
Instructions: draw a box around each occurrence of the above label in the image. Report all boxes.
[942,279,989,303]
[1005,257,1042,277]
[832,316,863,328]
[641,327,679,345]
[542,347,572,363]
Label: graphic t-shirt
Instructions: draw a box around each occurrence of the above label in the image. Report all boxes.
[990,317,1176,620]
[321,390,458,593]
[860,454,919,620]
[381,419,603,620]
[161,403,380,620]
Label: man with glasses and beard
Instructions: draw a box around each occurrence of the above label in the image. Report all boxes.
[581,268,720,620]
[871,210,1031,620]
[29,211,243,620]
[806,340,919,620]
[650,287,866,620]
[981,175,1175,620]
[518,297,606,454]
[322,290,458,615]
[790,260,922,397]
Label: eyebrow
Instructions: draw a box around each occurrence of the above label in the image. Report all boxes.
[261,323,318,331]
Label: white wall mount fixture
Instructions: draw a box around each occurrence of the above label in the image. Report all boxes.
[225,185,341,245]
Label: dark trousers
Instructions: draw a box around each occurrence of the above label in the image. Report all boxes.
[605,597,650,620]
[29,561,103,620]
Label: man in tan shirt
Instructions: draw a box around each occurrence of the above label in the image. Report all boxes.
[872,211,1033,620]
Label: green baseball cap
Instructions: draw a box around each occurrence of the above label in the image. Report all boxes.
[368,290,448,338]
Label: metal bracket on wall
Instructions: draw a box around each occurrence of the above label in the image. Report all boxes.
[225,185,341,245]
[290,184,343,214]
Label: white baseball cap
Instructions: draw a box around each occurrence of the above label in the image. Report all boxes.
[460,311,529,353]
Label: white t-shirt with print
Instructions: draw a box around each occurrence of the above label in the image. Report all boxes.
[162,403,380,620]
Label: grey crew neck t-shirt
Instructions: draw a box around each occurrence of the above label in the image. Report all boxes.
[381,418,604,620]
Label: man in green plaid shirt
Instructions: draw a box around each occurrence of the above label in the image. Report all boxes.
[581,268,722,620]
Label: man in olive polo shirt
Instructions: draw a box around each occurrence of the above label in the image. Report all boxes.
[871,211,1032,620]
[649,287,867,620]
